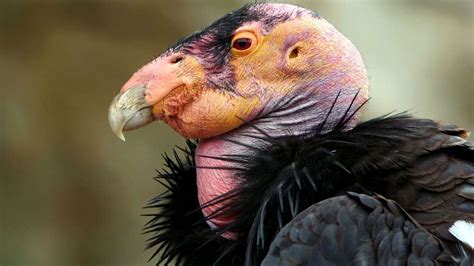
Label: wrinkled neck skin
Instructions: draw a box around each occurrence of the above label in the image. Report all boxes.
[196,86,365,239]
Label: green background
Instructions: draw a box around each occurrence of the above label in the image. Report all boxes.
[1,0,472,265]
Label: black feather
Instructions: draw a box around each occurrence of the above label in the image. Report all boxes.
[143,114,474,265]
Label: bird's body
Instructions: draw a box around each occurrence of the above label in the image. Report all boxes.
[108,3,474,265]
[145,115,473,265]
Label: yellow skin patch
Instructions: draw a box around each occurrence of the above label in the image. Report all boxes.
[151,17,368,139]
[151,55,261,138]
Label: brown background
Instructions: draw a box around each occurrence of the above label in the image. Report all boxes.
[1,0,472,265]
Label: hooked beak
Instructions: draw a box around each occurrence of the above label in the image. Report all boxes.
[108,56,186,141]
[108,84,153,141]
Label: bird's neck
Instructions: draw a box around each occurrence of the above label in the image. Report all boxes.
[195,88,364,238]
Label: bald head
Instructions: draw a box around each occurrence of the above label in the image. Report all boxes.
[109,3,367,140]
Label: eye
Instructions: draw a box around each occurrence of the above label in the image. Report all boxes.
[232,38,252,50]
[231,30,258,54]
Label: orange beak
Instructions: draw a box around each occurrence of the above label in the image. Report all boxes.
[108,55,185,141]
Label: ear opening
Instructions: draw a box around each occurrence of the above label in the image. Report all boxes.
[289,47,299,59]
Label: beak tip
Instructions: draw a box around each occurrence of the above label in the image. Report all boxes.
[116,131,126,142]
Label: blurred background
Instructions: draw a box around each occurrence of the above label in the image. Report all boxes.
[1,0,472,265]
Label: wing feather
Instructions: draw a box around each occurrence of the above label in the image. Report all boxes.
[262,193,469,265]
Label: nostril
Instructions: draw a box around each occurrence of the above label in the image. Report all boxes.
[171,56,184,64]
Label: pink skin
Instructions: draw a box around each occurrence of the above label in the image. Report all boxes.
[196,138,241,239]
[120,55,184,106]
[196,137,247,241]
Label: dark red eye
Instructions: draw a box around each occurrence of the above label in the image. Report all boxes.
[232,38,252,50]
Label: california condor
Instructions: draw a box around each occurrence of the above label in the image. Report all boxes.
[108,3,474,265]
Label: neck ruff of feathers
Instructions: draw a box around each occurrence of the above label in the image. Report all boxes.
[195,89,365,237]
[143,97,460,265]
